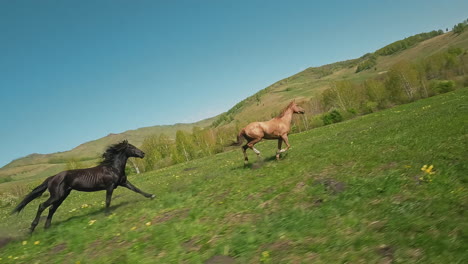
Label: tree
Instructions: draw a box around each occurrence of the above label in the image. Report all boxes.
[175,130,195,162]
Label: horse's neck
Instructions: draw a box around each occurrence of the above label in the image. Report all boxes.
[110,153,128,175]
[278,108,294,126]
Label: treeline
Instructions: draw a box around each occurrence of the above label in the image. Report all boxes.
[375,30,444,56]
[130,126,237,173]
[453,19,468,35]
[356,53,377,73]
[289,47,467,133]
[356,30,444,73]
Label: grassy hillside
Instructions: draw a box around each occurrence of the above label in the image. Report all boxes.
[212,30,468,127]
[1,88,466,263]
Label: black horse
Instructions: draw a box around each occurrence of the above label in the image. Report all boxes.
[12,140,155,232]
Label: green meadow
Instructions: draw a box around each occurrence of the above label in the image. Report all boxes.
[0,88,466,263]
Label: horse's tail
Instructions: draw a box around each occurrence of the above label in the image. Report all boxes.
[230,130,246,146]
[12,176,52,214]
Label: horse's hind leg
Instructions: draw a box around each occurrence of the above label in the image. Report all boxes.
[30,196,56,233]
[44,189,70,229]
[242,145,249,164]
[247,138,262,159]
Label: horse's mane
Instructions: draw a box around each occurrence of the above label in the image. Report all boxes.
[275,101,295,119]
[101,140,129,166]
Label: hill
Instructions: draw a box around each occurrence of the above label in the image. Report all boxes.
[0,117,215,187]
[1,28,467,191]
[0,88,466,263]
[211,30,468,127]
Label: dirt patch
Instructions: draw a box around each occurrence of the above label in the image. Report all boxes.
[84,237,130,260]
[368,220,387,231]
[0,237,13,248]
[258,193,286,211]
[293,181,307,193]
[205,255,235,264]
[314,178,346,194]
[251,162,264,170]
[224,212,259,224]
[281,253,319,264]
[183,237,202,252]
[266,239,294,251]
[376,244,395,263]
[183,167,197,172]
[379,162,398,170]
[153,208,190,224]
[50,242,67,254]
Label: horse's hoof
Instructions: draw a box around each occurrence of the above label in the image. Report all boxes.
[150,194,156,199]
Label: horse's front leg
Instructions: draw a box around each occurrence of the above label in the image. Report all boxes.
[276,138,283,160]
[122,181,155,199]
[279,134,291,153]
[105,185,114,215]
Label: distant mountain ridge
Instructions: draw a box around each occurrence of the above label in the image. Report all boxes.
[2,117,216,170]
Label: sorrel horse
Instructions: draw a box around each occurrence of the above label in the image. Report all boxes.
[12,140,155,233]
[231,100,305,163]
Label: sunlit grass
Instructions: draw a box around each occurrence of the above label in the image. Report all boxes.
[0,89,467,263]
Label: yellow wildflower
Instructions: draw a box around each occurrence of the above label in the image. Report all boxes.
[8,256,13,259]
[81,204,89,208]
[76,261,81,264]
[22,241,27,245]
[130,226,137,231]
[262,251,270,258]
[425,165,434,174]
[421,165,427,171]
[88,220,96,226]
[34,241,40,245]
[145,221,152,226]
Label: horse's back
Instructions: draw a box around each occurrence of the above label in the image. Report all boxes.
[62,166,115,192]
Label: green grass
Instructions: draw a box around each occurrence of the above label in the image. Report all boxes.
[1,89,467,263]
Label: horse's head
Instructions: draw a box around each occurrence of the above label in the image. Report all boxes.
[124,141,145,158]
[291,101,305,114]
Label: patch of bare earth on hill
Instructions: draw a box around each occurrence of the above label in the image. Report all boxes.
[258,192,287,212]
[83,237,130,260]
[0,237,13,249]
[314,178,346,195]
[224,212,259,225]
[376,244,395,264]
[153,208,190,224]
[182,236,203,252]
[205,255,236,264]
[251,240,319,263]
[50,242,67,254]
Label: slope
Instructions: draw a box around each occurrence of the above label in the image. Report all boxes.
[0,88,466,263]
[212,30,468,127]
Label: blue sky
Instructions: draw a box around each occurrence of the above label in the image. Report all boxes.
[1,0,467,167]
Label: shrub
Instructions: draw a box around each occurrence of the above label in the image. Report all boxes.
[430,80,455,94]
[363,101,379,113]
[0,176,13,184]
[322,110,343,125]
